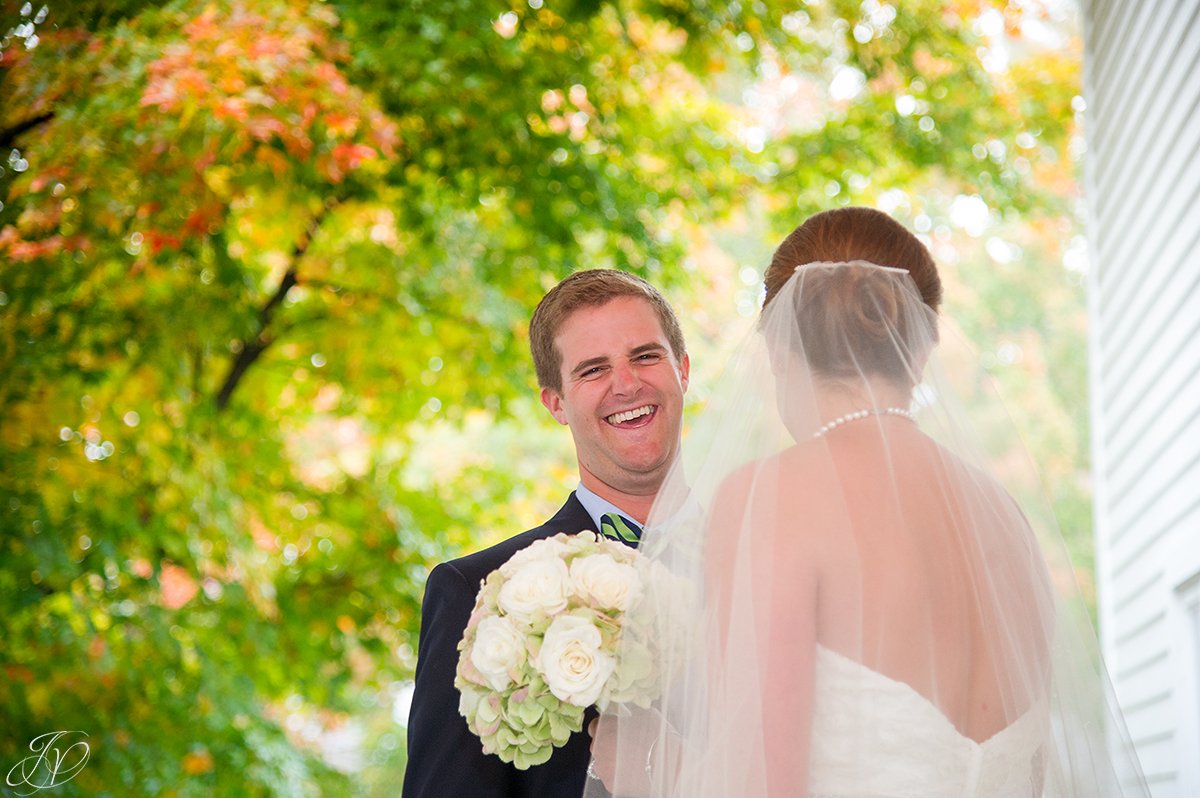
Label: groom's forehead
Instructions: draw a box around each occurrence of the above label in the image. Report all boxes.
[554,299,665,353]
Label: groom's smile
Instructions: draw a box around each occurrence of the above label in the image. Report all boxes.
[605,404,656,426]
[540,295,689,512]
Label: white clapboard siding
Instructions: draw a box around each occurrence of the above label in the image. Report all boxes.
[1084,1,1200,796]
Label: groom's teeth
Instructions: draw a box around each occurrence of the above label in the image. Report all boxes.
[607,405,654,425]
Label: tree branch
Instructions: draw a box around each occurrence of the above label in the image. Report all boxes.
[214,200,338,411]
[0,112,54,150]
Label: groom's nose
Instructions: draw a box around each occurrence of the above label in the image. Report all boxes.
[610,361,642,395]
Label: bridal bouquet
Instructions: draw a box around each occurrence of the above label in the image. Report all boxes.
[455,531,661,769]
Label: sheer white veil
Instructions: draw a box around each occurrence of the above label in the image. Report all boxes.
[584,259,1149,797]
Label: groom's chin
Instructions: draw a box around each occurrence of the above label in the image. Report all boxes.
[610,444,675,480]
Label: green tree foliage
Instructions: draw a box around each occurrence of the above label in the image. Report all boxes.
[0,0,1081,793]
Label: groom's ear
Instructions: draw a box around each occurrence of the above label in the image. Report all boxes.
[679,352,691,393]
[540,387,569,425]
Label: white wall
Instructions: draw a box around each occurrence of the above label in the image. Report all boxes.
[1083,1,1200,795]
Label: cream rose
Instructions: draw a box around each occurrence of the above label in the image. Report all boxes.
[470,615,527,691]
[538,614,615,707]
[498,557,570,621]
[499,537,571,578]
[570,554,640,611]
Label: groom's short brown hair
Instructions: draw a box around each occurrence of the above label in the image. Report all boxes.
[529,269,686,393]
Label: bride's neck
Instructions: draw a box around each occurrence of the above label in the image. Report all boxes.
[813,377,912,420]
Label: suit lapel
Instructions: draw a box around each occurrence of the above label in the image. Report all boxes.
[541,492,595,537]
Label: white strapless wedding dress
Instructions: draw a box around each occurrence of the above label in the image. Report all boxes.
[809,645,1047,798]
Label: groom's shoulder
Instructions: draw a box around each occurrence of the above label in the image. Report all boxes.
[439,493,592,586]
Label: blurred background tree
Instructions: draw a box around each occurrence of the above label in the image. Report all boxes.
[0,0,1083,793]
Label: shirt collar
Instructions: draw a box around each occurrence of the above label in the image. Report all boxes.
[574,483,638,533]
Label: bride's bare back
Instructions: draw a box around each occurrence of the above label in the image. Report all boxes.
[739,420,1051,729]
[799,421,1053,741]
[703,418,1054,794]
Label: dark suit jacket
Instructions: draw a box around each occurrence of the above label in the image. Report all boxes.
[403,494,603,798]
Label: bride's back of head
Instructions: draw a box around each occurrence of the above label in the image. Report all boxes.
[764,206,942,312]
[760,208,942,397]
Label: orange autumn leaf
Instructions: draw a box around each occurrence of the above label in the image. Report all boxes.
[4,665,34,684]
[181,748,214,775]
[250,515,277,552]
[254,145,290,176]
[332,142,376,171]
[144,229,184,254]
[322,111,359,137]
[160,563,199,610]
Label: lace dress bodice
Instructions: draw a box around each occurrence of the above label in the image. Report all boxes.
[809,645,1046,798]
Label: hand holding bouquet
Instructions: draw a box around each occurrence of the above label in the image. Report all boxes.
[455,531,659,769]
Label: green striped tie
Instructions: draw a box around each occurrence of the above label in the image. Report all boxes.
[599,512,642,544]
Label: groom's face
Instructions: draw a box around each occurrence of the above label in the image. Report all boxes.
[540,295,689,502]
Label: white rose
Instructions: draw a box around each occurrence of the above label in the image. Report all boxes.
[470,615,527,691]
[570,554,640,611]
[499,537,571,578]
[498,557,571,621]
[537,614,615,707]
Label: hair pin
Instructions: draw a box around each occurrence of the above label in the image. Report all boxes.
[793,260,909,274]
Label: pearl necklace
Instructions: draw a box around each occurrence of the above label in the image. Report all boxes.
[811,407,915,439]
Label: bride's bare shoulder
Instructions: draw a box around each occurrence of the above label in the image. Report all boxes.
[709,444,845,546]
